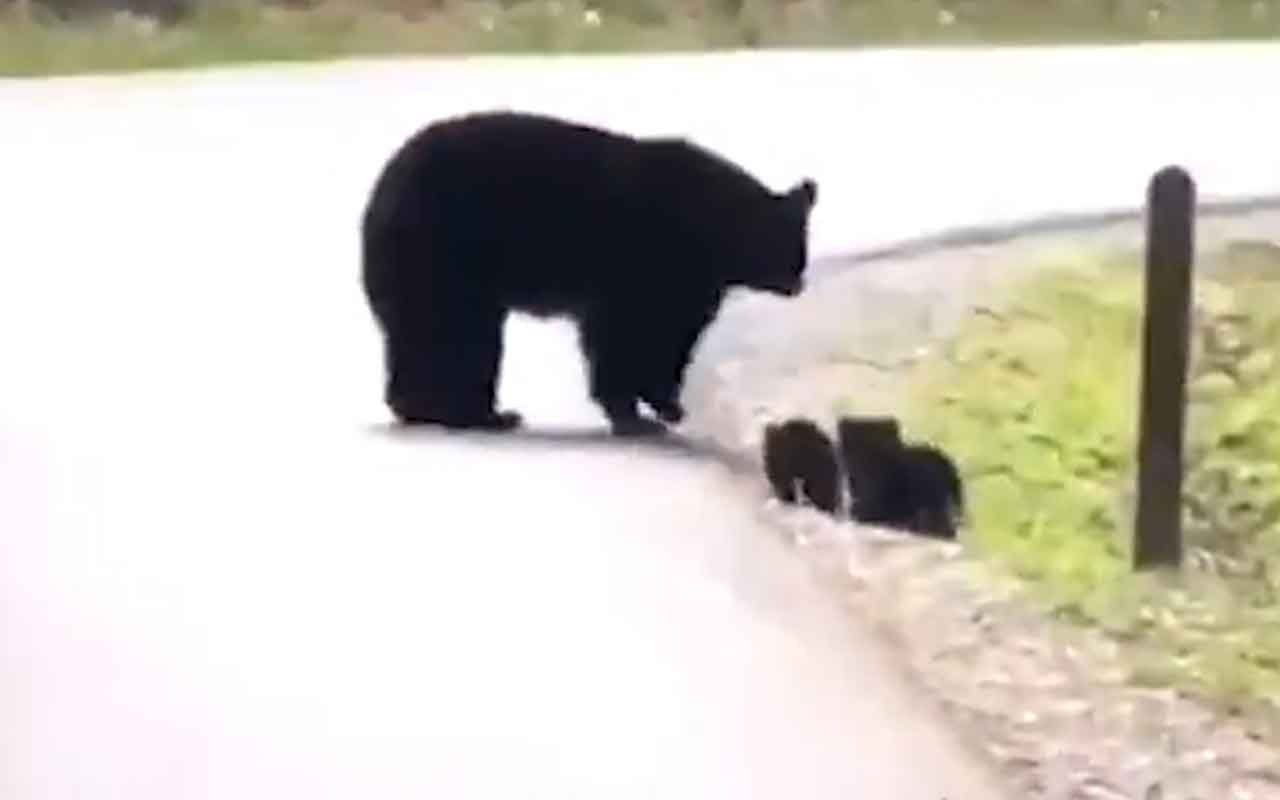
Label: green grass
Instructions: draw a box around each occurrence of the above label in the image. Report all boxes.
[888,240,1280,730]
[3,0,1280,77]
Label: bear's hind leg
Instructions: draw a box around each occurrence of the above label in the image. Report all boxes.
[383,308,521,432]
[461,304,523,431]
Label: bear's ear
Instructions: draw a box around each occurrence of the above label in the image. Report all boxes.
[787,178,818,210]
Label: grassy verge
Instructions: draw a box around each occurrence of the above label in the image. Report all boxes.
[891,238,1280,731]
[3,0,1280,77]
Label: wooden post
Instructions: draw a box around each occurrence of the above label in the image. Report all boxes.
[1133,165,1195,571]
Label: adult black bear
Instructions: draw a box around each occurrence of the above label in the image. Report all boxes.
[761,417,842,515]
[360,110,819,436]
[835,415,965,539]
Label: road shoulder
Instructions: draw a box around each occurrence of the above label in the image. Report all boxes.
[684,208,1280,799]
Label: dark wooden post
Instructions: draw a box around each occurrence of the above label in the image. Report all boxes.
[1133,165,1196,571]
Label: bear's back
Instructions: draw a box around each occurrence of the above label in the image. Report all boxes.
[363,110,783,314]
[365,111,662,310]
[371,110,643,233]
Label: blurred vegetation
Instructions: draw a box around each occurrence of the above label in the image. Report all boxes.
[2,0,1280,76]
[897,239,1280,730]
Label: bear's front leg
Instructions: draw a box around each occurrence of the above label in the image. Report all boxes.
[579,310,668,438]
[593,366,667,438]
[636,288,722,428]
[640,386,685,425]
[607,403,669,438]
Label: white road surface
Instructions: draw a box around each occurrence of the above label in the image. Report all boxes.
[2,45,1279,799]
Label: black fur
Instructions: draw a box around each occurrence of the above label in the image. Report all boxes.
[360,110,819,436]
[761,418,842,515]
[835,415,964,539]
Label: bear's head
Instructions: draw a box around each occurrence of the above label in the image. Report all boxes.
[836,415,902,455]
[728,178,818,298]
[640,138,819,296]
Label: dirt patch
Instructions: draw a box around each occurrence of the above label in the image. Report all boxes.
[683,208,1280,800]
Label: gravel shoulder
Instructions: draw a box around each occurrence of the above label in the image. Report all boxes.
[681,207,1280,800]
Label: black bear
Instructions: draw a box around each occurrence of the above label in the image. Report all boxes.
[761,417,842,515]
[835,415,965,539]
[360,109,819,437]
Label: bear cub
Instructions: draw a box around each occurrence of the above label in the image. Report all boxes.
[761,418,842,515]
[835,415,965,540]
[360,109,820,437]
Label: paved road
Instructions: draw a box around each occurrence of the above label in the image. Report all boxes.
[2,46,1278,799]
